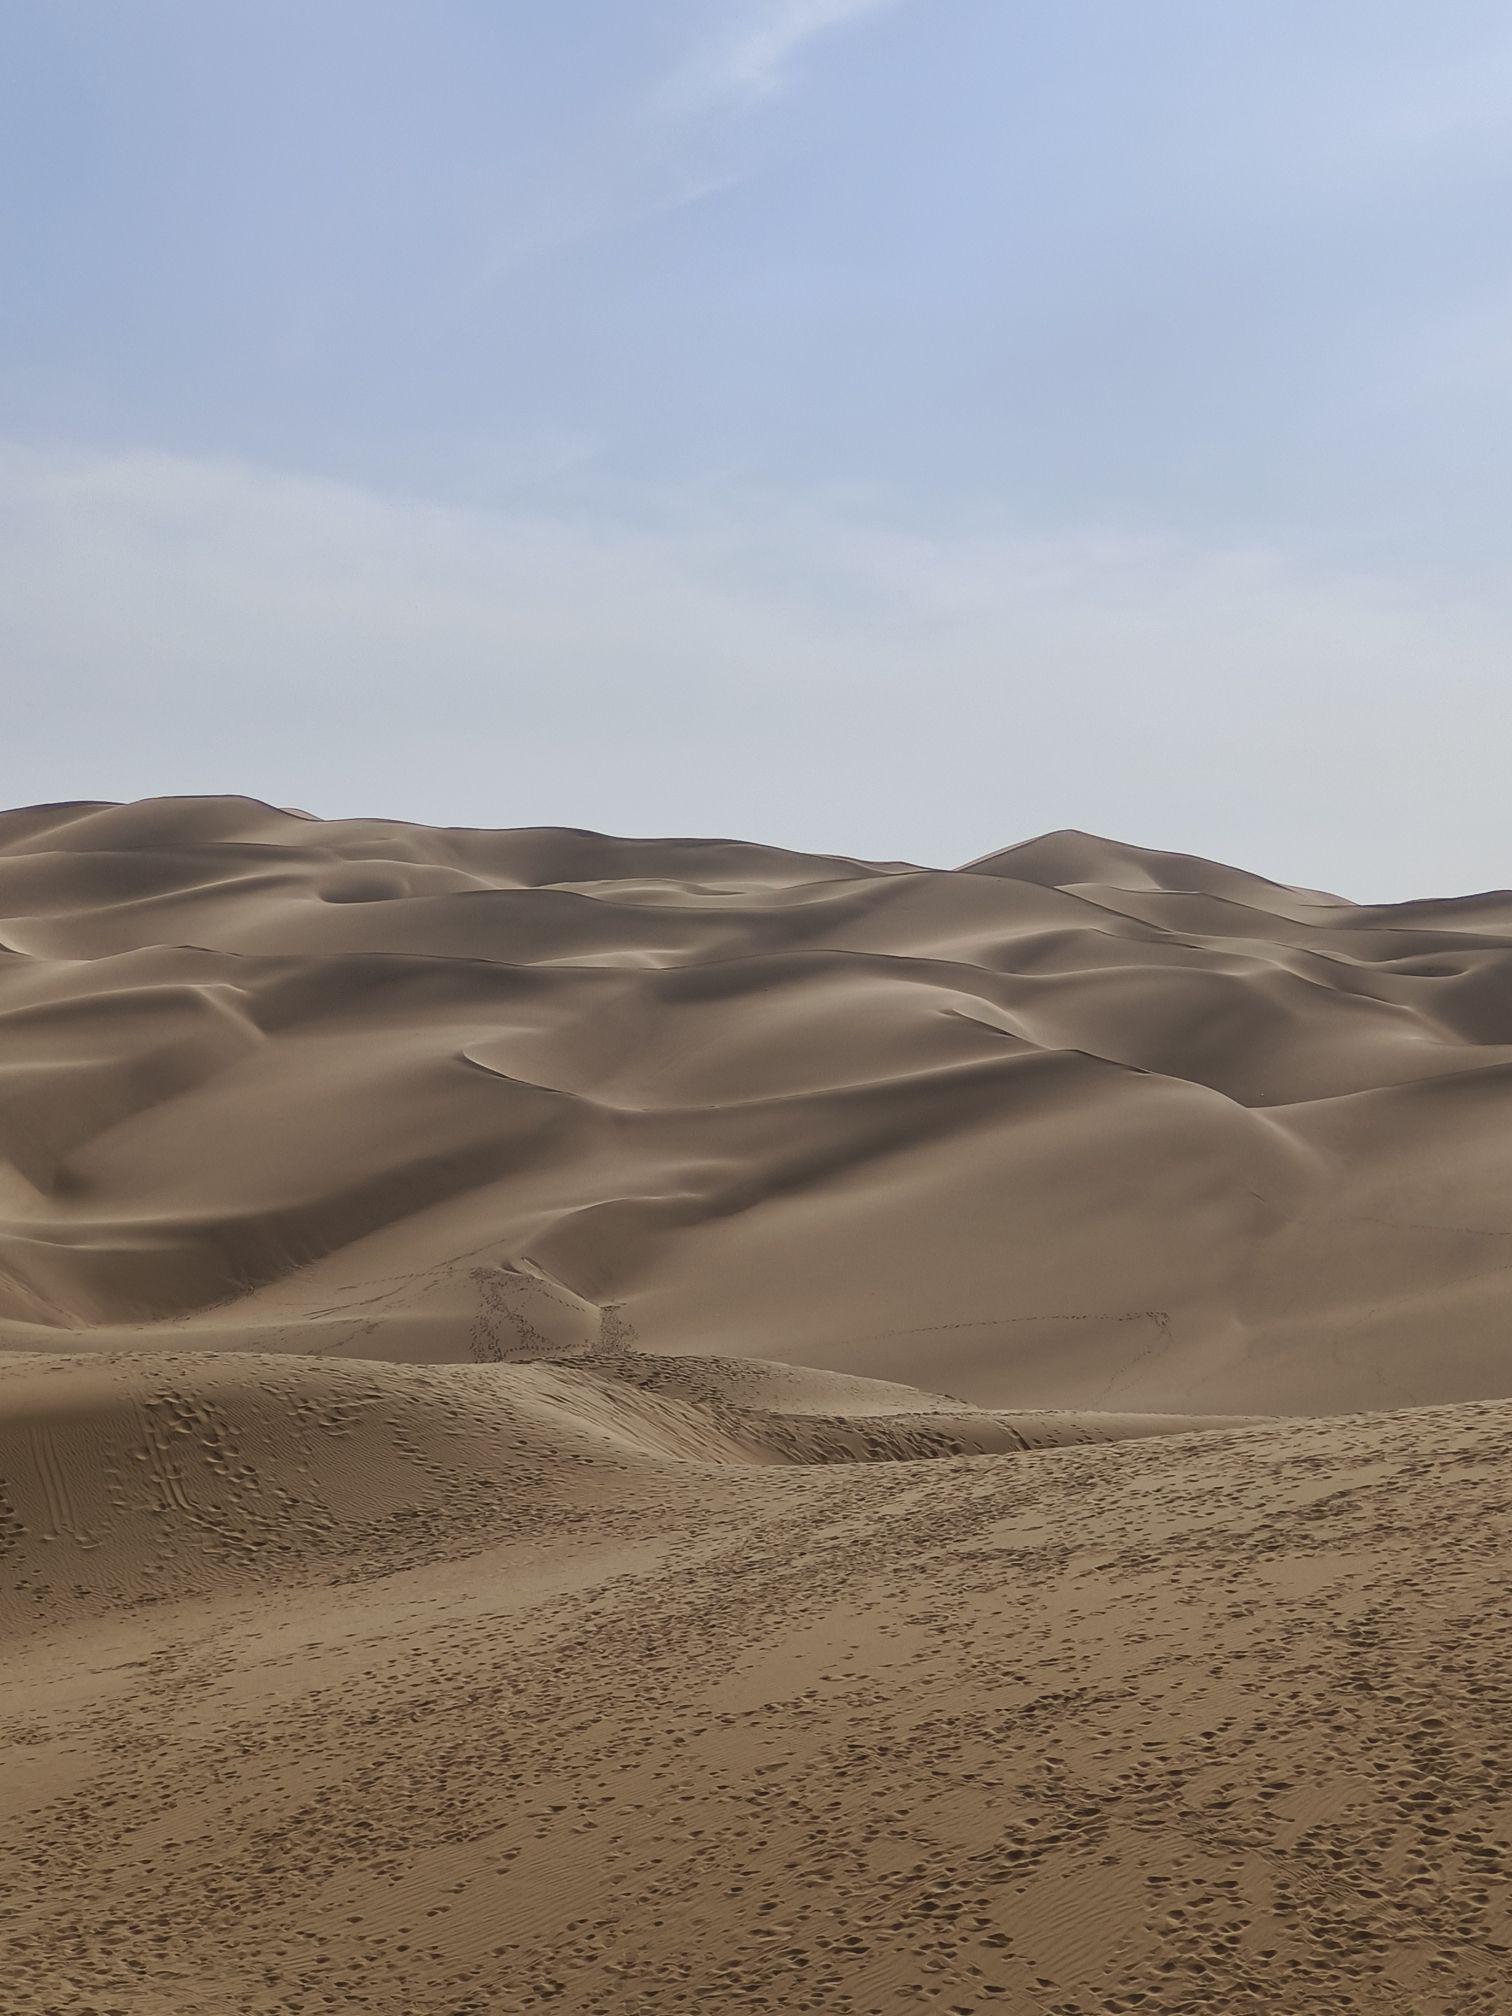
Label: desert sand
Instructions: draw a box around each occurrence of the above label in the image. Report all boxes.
[3,797,1511,2013]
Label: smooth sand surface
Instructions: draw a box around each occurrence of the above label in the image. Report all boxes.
[3,798,1511,2012]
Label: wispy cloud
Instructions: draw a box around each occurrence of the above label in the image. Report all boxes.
[662,0,907,113]
[464,3,907,316]
[3,441,1510,896]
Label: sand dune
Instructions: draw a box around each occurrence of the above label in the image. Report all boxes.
[5,796,1512,1411]
[6,1351,1510,2012]
[4,798,1512,2011]
[0,1349,1260,1631]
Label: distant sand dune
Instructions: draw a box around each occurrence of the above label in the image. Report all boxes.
[3,796,1512,1412]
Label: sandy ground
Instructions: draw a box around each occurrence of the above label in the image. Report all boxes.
[3,799,1511,2012]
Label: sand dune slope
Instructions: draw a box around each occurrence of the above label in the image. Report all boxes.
[3,797,1512,1411]
[0,1349,1257,1626]
[4,1359,1509,2013]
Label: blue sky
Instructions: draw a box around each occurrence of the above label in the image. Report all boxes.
[4,1,1511,894]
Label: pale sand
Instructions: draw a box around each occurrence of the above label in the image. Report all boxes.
[3,798,1511,2012]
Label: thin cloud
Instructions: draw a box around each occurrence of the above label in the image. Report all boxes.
[461,5,893,305]
[658,0,907,115]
